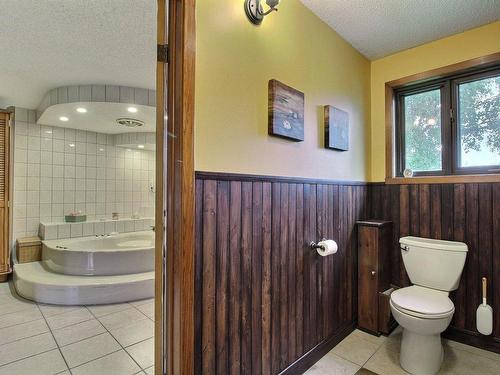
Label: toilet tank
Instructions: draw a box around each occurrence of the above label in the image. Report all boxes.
[400,236,467,291]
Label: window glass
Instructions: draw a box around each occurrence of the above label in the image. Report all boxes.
[404,89,442,172]
[458,75,500,168]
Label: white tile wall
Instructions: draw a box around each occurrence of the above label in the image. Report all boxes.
[12,108,155,242]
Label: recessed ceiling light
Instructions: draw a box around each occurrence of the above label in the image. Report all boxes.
[45,130,52,134]
[137,144,145,149]
[69,143,75,148]
[59,116,69,122]
[127,107,138,113]
[76,107,87,113]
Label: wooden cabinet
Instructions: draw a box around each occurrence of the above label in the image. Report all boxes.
[357,220,393,335]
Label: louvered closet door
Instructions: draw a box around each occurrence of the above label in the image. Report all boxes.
[0,112,9,282]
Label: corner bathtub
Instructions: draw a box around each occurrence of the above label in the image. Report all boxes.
[42,231,154,276]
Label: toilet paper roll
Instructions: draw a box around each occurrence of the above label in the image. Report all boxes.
[317,239,338,256]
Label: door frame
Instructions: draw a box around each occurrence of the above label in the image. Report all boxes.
[155,1,196,374]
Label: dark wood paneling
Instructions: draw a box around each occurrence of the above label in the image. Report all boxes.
[371,182,500,354]
[195,173,369,374]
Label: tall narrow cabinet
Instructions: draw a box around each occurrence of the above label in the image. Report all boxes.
[357,220,393,335]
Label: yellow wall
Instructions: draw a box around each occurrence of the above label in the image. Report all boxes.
[195,0,371,181]
[370,21,500,181]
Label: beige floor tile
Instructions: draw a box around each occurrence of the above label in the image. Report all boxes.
[443,339,500,362]
[98,307,148,331]
[144,366,155,374]
[60,332,121,368]
[351,329,387,347]
[87,302,132,318]
[52,318,106,347]
[332,332,380,365]
[0,332,57,366]
[364,345,410,375]
[440,344,499,375]
[0,305,42,329]
[38,304,82,318]
[135,301,154,320]
[126,337,154,369]
[111,318,154,347]
[0,296,36,315]
[71,349,141,375]
[0,318,49,346]
[46,307,93,330]
[130,298,154,307]
[0,348,68,375]
[305,352,360,375]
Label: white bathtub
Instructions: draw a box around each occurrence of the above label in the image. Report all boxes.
[42,231,154,276]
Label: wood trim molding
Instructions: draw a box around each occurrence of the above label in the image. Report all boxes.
[384,52,500,184]
[156,1,196,374]
[195,171,370,186]
[386,174,500,185]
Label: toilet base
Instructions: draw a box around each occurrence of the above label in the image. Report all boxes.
[400,329,443,375]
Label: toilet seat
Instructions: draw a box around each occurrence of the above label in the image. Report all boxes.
[390,285,454,319]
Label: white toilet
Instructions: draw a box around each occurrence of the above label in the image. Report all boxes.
[390,236,468,375]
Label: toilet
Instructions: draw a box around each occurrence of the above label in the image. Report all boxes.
[390,236,468,375]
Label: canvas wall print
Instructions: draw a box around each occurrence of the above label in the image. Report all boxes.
[324,105,349,151]
[268,79,304,141]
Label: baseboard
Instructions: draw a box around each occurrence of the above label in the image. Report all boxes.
[279,322,356,375]
[443,327,500,354]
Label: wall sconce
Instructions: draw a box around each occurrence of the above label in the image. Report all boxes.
[244,0,281,25]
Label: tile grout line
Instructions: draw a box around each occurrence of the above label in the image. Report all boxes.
[35,303,74,375]
[85,305,149,371]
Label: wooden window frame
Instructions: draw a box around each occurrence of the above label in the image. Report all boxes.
[385,52,500,184]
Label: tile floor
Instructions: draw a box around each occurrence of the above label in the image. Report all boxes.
[0,281,154,375]
[305,328,500,375]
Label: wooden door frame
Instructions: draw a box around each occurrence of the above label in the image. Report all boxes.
[156,1,196,374]
[0,111,11,283]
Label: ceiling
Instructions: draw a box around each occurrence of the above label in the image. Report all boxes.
[0,0,156,109]
[300,0,500,60]
[38,102,156,134]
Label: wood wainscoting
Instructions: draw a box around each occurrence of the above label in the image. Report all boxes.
[370,182,500,353]
[194,172,370,374]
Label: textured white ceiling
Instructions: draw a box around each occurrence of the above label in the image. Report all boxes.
[300,0,500,60]
[0,0,156,109]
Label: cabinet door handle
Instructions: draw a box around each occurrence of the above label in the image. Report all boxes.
[371,270,376,276]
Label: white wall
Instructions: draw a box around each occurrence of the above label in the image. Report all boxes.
[12,108,155,242]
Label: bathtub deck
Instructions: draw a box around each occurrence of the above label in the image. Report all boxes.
[13,262,154,305]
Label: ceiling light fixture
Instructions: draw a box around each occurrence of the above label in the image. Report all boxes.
[137,145,145,149]
[69,143,75,148]
[244,0,280,25]
[76,107,87,113]
[127,107,138,113]
[59,116,69,122]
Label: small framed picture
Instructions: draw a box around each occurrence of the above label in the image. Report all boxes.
[324,105,349,151]
[268,79,304,142]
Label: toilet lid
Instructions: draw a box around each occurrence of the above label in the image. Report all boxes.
[391,286,454,317]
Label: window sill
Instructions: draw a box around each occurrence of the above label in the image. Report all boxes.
[385,174,500,184]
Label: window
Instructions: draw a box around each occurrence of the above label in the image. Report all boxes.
[395,65,500,176]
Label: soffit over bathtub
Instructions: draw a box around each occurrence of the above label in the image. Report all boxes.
[300,0,500,60]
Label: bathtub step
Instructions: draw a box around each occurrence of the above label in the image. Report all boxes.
[13,262,154,305]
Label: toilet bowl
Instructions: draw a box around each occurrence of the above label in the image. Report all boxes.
[391,236,467,375]
[390,286,454,375]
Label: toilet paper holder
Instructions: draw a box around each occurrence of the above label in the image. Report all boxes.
[309,239,327,251]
